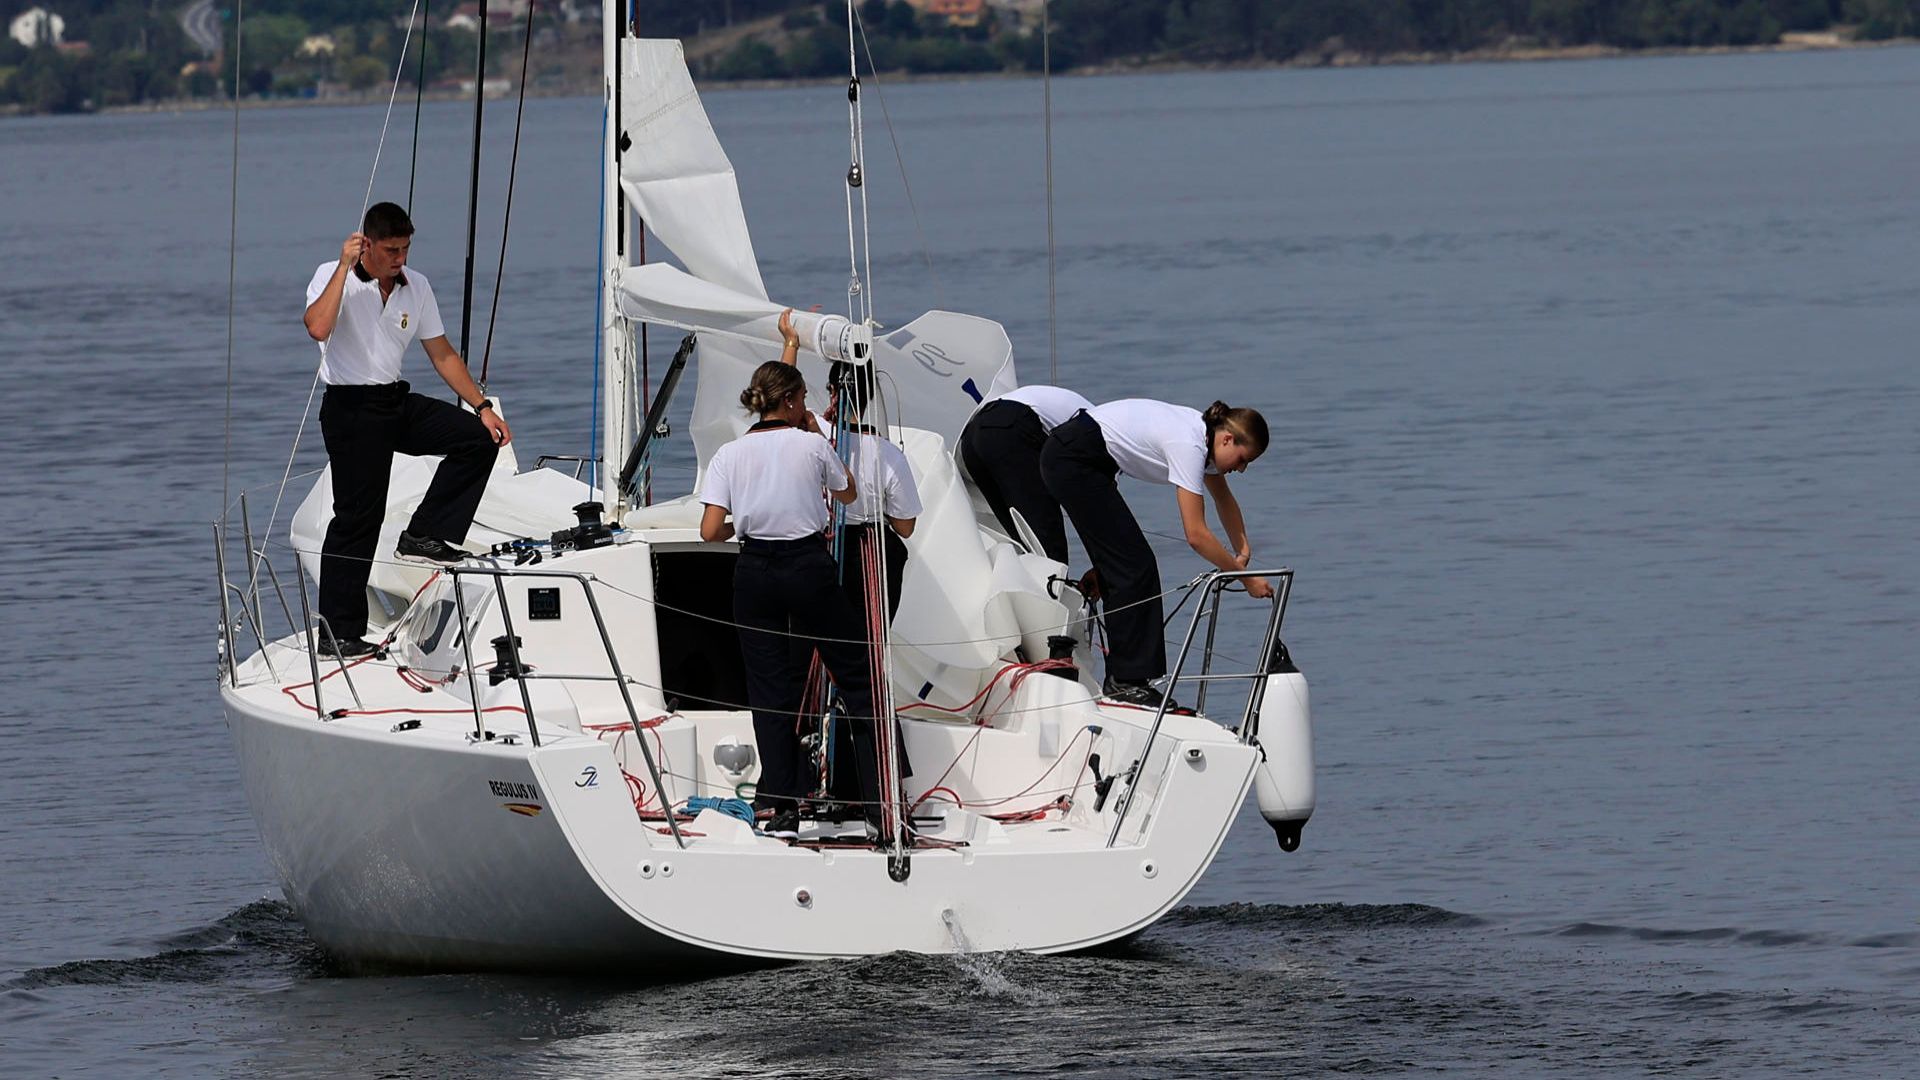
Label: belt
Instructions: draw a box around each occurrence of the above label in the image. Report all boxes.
[739,536,823,553]
[324,380,408,399]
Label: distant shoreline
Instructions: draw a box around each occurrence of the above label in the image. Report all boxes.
[11,32,1909,120]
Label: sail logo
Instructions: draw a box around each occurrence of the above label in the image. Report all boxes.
[908,340,960,378]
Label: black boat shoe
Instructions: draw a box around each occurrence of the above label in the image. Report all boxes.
[761,809,801,840]
[396,531,473,566]
[1102,678,1179,711]
[317,636,380,660]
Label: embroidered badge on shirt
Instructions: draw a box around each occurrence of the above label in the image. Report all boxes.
[401,313,410,330]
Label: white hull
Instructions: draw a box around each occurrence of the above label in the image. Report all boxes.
[222,646,1266,969]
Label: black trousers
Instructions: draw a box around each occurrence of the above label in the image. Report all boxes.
[826,524,910,801]
[734,542,883,814]
[838,523,908,623]
[1039,412,1167,682]
[959,399,1070,563]
[318,382,498,640]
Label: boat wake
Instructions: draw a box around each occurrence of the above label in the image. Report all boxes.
[7,900,328,990]
[1160,901,1483,932]
[1550,920,1920,950]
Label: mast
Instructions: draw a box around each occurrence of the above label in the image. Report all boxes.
[598,0,631,514]
[459,0,489,361]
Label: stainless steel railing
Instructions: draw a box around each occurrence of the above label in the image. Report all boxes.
[445,565,686,849]
[1104,567,1294,848]
[212,517,683,848]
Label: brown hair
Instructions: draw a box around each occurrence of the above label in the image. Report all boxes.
[1202,400,1270,457]
[361,201,415,241]
[740,361,807,416]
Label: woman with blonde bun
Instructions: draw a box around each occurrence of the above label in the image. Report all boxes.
[699,311,882,840]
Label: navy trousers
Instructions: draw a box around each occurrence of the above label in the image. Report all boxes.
[318,381,497,640]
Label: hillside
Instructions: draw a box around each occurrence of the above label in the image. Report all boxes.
[2,0,1912,116]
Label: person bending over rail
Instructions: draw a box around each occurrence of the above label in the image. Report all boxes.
[698,335,885,841]
[1039,399,1273,709]
[302,201,510,659]
[958,384,1091,565]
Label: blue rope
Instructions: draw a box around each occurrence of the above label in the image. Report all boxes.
[679,796,755,825]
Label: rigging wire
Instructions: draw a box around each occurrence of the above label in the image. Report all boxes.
[589,99,608,494]
[841,1,864,325]
[1042,0,1058,385]
[250,526,1218,651]
[458,0,491,359]
[254,0,431,577]
[362,0,423,221]
[850,6,944,308]
[222,0,243,521]
[406,0,430,214]
[478,0,537,388]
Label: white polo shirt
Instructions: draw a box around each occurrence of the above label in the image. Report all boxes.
[995,384,1092,433]
[842,432,923,526]
[699,425,849,540]
[306,262,446,386]
[1088,398,1220,495]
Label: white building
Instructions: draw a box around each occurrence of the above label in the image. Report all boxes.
[9,7,66,48]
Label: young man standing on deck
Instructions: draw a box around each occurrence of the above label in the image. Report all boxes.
[302,201,511,659]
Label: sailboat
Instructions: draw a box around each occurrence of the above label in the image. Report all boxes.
[214,11,1315,971]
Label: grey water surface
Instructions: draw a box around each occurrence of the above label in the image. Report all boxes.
[2,46,1918,1078]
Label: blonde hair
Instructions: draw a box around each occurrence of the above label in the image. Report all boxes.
[1202,400,1270,456]
[740,361,806,416]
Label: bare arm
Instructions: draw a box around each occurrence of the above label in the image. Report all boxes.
[887,515,916,538]
[778,308,800,366]
[303,233,364,341]
[422,335,511,446]
[700,504,734,542]
[1177,488,1272,598]
[831,468,859,506]
[1204,472,1251,562]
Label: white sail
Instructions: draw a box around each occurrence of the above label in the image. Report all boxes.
[614,37,1020,477]
[618,39,766,300]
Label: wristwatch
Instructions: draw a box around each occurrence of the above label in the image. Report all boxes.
[473,398,494,414]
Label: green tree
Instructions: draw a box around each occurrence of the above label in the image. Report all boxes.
[237,13,311,73]
[709,38,784,79]
[341,53,387,88]
[1848,0,1920,37]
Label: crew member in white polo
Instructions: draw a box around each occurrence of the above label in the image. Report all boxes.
[302,201,511,659]
[957,383,1092,563]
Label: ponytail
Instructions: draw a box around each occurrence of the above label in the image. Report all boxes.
[740,361,807,416]
[1203,400,1270,456]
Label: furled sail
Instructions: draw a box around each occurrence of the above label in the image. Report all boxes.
[616,38,1018,474]
[615,263,1019,455]
[618,40,766,299]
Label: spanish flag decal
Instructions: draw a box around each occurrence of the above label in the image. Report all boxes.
[503,803,543,817]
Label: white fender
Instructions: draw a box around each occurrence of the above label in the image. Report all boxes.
[1251,670,1314,851]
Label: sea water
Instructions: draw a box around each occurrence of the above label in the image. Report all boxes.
[2,46,1917,1076]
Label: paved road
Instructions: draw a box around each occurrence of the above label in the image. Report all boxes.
[179,0,221,57]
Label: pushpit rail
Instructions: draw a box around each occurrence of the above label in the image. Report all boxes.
[1105,566,1294,848]
[444,564,685,849]
[211,514,684,848]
